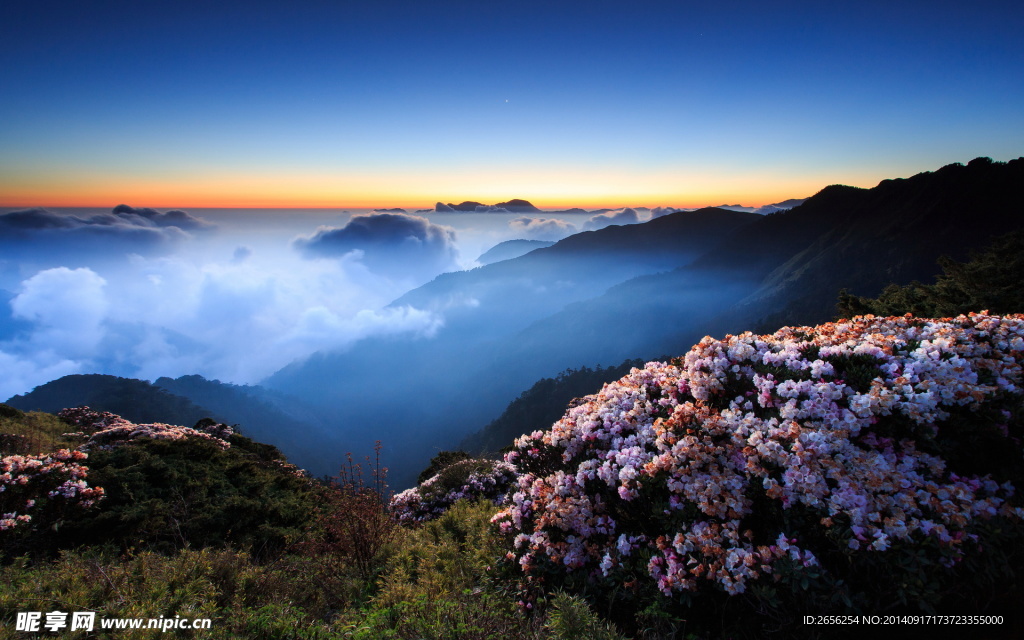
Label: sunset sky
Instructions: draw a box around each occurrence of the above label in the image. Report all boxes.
[2,0,1022,209]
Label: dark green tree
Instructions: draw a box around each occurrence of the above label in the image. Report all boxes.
[417,449,472,484]
[837,230,1024,319]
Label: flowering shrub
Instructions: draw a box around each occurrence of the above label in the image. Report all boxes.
[0,449,105,556]
[58,407,313,481]
[391,458,518,524]
[59,406,233,451]
[494,313,1024,614]
[58,406,135,431]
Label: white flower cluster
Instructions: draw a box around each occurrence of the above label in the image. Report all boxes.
[0,449,104,532]
[59,407,233,451]
[58,407,135,431]
[391,459,519,524]
[494,313,1024,596]
[58,407,310,478]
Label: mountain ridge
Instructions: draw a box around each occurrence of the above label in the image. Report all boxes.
[6,373,342,477]
[435,199,543,213]
[476,239,555,265]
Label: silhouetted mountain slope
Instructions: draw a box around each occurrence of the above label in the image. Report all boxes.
[6,373,343,477]
[154,375,341,476]
[700,157,1024,329]
[477,239,554,265]
[460,359,645,455]
[6,375,212,426]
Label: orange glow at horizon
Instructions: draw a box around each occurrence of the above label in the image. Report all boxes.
[0,164,877,211]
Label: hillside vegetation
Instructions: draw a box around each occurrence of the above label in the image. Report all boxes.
[460,361,645,456]
[0,407,620,639]
[837,229,1024,320]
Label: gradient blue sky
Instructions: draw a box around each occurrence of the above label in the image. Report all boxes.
[2,0,1022,208]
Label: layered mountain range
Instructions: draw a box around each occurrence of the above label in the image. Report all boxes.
[10,157,1023,488]
[266,157,1024,485]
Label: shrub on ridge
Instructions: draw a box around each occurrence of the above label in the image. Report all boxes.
[391,457,518,524]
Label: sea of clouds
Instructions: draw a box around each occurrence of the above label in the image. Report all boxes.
[0,204,679,399]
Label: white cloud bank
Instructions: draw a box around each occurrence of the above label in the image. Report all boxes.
[508,216,577,241]
[293,212,459,282]
[582,208,641,231]
[0,224,448,398]
[11,267,108,358]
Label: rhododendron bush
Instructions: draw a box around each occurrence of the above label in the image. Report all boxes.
[58,406,234,450]
[0,406,317,558]
[391,458,518,524]
[0,408,239,553]
[51,407,315,555]
[494,313,1024,619]
[0,449,105,555]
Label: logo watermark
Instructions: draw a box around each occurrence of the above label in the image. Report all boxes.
[16,611,212,633]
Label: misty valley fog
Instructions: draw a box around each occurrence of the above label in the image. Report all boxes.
[0,205,647,395]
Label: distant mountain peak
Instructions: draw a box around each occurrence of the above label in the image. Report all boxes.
[435,199,541,213]
[493,199,541,212]
[753,198,807,215]
[713,204,759,213]
[448,201,486,211]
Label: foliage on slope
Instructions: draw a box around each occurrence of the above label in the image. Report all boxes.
[0,448,105,559]
[391,456,518,524]
[0,407,617,640]
[0,500,623,640]
[0,406,318,561]
[0,404,83,453]
[461,361,645,456]
[837,229,1024,319]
